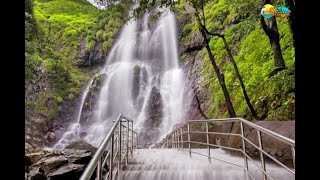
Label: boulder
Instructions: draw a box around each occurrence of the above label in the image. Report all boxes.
[46,132,56,142]
[29,166,46,180]
[65,140,97,155]
[47,164,86,180]
[61,149,92,165]
[25,141,98,180]
[33,155,69,175]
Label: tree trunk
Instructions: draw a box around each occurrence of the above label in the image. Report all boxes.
[285,0,296,48]
[220,36,260,120]
[200,28,237,118]
[260,15,286,69]
[195,94,209,119]
[270,34,285,68]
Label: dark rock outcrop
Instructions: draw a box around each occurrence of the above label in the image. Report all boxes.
[47,164,86,180]
[65,140,98,155]
[25,64,67,149]
[180,51,212,120]
[174,8,211,121]
[145,86,163,128]
[138,86,163,147]
[25,141,101,180]
[77,37,106,68]
[131,65,141,101]
[80,74,107,126]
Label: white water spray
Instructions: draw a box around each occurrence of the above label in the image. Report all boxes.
[54,8,191,149]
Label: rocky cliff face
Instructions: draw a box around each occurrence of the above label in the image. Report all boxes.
[25,42,107,149]
[175,9,210,121]
[77,37,107,68]
[25,64,63,149]
[80,74,107,125]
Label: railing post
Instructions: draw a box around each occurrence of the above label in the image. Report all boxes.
[96,158,101,180]
[125,121,129,165]
[291,146,295,169]
[174,132,176,148]
[177,130,180,150]
[171,133,174,148]
[166,138,169,148]
[109,135,114,180]
[131,121,133,155]
[257,130,267,180]
[136,132,138,148]
[118,121,121,172]
[206,122,211,163]
[240,121,249,177]
[180,128,183,149]
[187,122,191,157]
[173,132,175,149]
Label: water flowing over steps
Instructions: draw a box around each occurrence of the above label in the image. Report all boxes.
[118,149,294,180]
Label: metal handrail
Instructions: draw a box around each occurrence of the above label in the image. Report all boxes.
[159,117,295,180]
[80,114,138,180]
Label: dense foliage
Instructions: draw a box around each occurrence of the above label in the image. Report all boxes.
[178,0,295,120]
[26,0,295,121]
[25,0,131,119]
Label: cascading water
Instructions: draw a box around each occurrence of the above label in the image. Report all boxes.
[119,149,295,180]
[53,7,191,149]
[53,79,94,150]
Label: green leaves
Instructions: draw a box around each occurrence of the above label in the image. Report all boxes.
[26,0,132,120]
[180,0,295,120]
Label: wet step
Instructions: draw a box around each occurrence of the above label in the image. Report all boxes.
[120,149,294,180]
[119,168,246,180]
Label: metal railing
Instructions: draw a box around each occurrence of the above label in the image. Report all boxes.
[159,117,295,180]
[80,114,138,180]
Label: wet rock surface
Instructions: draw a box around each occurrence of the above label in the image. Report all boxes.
[138,86,164,147]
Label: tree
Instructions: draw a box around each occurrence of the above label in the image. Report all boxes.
[195,93,209,119]
[261,0,286,76]
[211,33,259,120]
[186,0,259,119]
[188,0,237,118]
[285,0,296,48]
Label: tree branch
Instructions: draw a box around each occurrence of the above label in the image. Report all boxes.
[201,2,206,27]
[183,42,205,53]
[195,94,209,119]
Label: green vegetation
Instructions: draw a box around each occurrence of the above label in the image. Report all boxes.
[26,0,295,122]
[25,0,40,86]
[25,0,131,119]
[177,0,295,120]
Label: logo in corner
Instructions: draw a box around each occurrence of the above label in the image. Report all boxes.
[261,4,291,19]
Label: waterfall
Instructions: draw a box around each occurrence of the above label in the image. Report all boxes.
[53,79,94,150]
[53,8,191,149]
